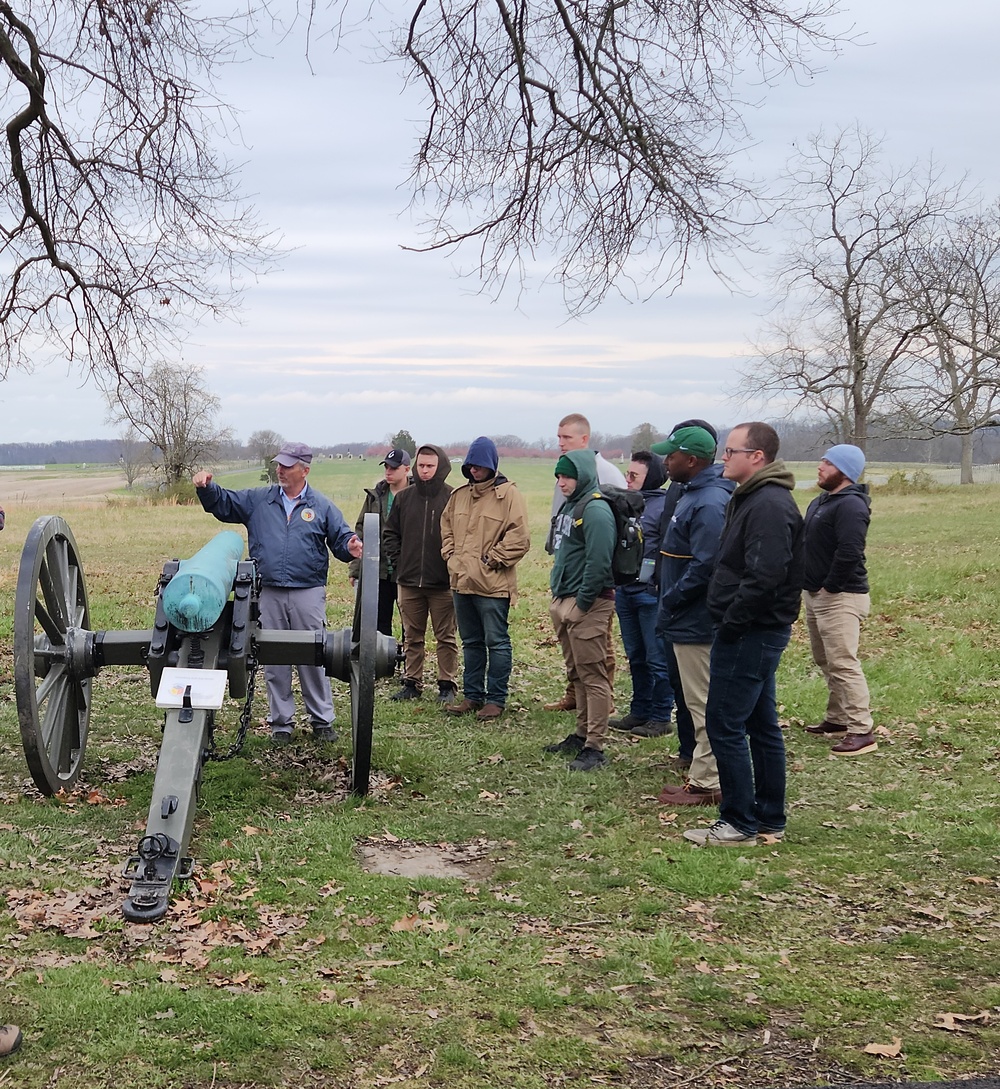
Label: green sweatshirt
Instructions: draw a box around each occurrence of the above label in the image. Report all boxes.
[549,449,616,612]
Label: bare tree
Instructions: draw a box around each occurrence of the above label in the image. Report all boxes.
[0,1,275,384]
[247,428,284,483]
[739,127,965,450]
[107,364,232,486]
[401,0,842,312]
[891,208,1000,482]
[2,0,843,389]
[117,429,150,489]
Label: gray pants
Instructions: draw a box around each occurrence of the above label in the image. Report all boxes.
[259,585,333,733]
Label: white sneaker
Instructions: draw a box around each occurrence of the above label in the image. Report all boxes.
[683,820,757,847]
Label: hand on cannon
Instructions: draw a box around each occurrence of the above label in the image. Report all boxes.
[192,470,213,488]
[348,534,363,559]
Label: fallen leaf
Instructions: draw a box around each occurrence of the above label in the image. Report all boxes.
[934,1011,990,1032]
[864,1037,903,1058]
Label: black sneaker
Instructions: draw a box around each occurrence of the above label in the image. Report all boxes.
[271,732,292,748]
[312,726,338,743]
[568,747,606,771]
[543,733,586,755]
[631,720,673,738]
[390,682,421,701]
[609,713,648,732]
[437,681,459,704]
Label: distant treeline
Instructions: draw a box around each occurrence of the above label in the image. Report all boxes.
[6,422,1000,468]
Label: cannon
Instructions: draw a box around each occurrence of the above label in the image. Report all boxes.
[13,513,396,922]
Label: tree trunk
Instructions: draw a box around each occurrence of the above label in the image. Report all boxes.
[960,431,974,484]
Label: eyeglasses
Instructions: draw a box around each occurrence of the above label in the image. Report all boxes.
[723,447,759,458]
[625,470,642,480]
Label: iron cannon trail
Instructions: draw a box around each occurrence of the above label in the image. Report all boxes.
[13,513,396,922]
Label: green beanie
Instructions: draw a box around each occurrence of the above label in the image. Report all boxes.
[554,455,578,478]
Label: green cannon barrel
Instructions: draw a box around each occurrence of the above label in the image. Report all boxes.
[161,531,245,633]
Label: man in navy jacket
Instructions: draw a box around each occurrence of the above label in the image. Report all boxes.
[654,426,734,806]
[193,441,361,746]
[801,444,875,755]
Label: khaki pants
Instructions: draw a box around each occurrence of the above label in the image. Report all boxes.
[397,584,459,688]
[804,590,872,733]
[672,642,720,791]
[550,596,615,751]
[559,610,616,703]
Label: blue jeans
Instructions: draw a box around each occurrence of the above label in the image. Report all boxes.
[615,588,673,721]
[452,593,512,706]
[705,626,791,835]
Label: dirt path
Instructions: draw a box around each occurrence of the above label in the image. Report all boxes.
[0,468,127,503]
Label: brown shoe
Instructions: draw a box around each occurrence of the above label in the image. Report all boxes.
[805,720,848,736]
[0,1025,23,1058]
[831,731,878,756]
[543,695,577,712]
[444,698,483,716]
[657,782,722,806]
[475,703,504,720]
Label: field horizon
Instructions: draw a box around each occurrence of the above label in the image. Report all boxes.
[1,460,999,1088]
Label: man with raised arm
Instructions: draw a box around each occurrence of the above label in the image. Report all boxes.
[193,441,362,747]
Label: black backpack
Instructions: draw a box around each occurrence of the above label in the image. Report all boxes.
[572,486,645,585]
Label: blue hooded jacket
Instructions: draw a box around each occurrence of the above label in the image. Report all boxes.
[462,436,499,478]
[656,461,735,644]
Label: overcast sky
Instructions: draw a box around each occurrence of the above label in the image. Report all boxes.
[4,0,998,449]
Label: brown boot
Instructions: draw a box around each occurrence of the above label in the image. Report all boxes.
[0,1026,23,1058]
[444,698,483,716]
[831,731,878,756]
[543,694,577,712]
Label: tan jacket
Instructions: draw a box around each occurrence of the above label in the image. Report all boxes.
[440,476,530,601]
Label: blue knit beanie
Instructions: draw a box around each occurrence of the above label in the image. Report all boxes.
[822,444,865,483]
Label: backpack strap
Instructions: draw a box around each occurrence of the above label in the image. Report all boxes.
[570,492,601,533]
[571,491,602,529]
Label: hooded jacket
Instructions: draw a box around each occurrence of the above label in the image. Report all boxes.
[803,482,871,593]
[546,450,627,551]
[657,461,736,643]
[707,460,805,639]
[382,444,453,590]
[549,449,616,612]
[620,453,668,598]
[347,475,410,582]
[440,437,531,600]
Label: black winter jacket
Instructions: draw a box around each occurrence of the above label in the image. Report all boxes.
[803,483,871,593]
[707,461,804,640]
[382,445,453,590]
[348,477,409,583]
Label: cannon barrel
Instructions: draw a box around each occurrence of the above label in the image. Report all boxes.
[161,530,245,632]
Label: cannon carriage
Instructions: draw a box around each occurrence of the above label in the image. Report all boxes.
[13,513,396,922]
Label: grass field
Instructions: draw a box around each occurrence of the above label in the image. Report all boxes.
[1,458,999,1088]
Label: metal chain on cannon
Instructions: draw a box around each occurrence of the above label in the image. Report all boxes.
[205,649,259,762]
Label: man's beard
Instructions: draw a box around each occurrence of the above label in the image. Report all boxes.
[819,469,848,492]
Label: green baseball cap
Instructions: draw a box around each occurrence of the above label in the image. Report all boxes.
[651,426,717,459]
